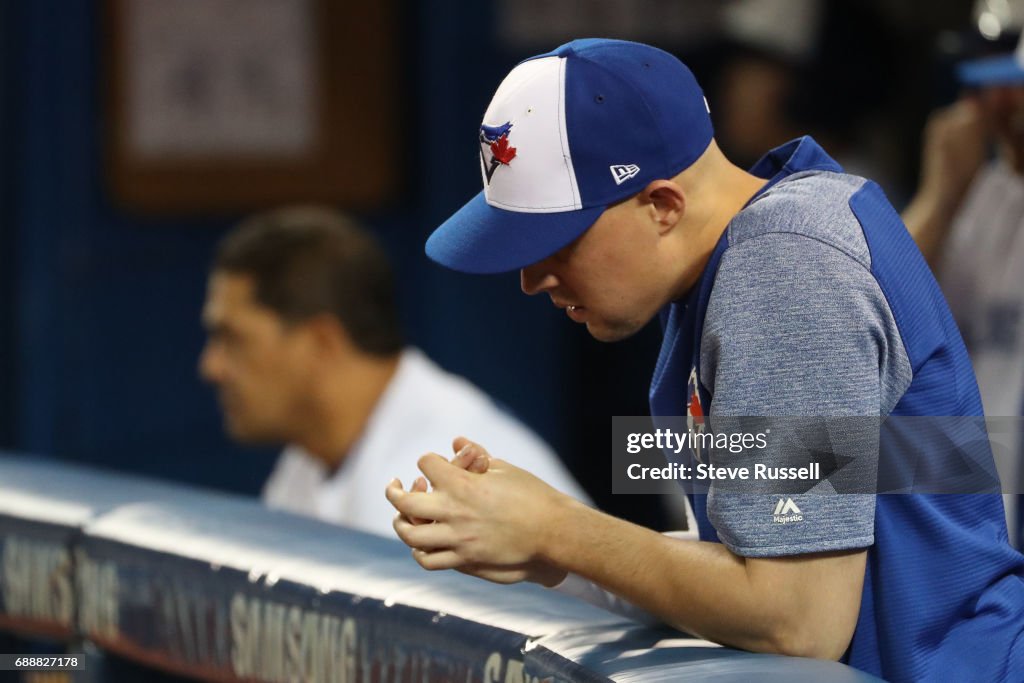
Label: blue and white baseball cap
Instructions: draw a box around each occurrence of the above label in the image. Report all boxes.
[426,39,714,274]
[959,33,1024,85]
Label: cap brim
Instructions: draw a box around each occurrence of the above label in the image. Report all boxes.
[425,191,606,274]
[958,54,1024,86]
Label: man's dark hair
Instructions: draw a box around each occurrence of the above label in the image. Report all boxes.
[214,206,403,355]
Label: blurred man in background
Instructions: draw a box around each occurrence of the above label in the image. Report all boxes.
[199,206,588,536]
[713,0,899,190]
[903,1,1024,547]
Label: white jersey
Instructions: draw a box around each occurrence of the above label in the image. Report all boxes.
[262,347,590,536]
[937,161,1024,545]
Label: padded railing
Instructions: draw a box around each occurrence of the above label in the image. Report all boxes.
[0,454,880,681]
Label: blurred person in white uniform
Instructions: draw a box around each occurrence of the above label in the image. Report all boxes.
[903,2,1024,546]
[199,206,589,536]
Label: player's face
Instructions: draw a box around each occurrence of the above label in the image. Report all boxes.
[520,201,668,342]
[199,272,313,443]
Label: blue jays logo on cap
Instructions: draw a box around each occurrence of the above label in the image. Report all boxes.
[479,121,518,184]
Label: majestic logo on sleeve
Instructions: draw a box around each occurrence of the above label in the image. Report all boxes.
[773,498,803,524]
[479,122,517,184]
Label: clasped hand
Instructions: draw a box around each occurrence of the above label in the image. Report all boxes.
[385,436,568,586]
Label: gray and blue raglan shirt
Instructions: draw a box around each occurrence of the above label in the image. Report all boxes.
[648,137,1024,681]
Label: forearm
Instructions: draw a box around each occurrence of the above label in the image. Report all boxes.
[387,451,861,657]
[902,191,957,267]
[541,498,856,658]
[549,530,698,626]
[902,97,988,267]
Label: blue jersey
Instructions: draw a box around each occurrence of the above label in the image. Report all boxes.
[650,137,1024,681]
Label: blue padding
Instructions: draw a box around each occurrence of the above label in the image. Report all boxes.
[0,454,881,681]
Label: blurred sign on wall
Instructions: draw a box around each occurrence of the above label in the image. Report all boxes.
[496,0,722,49]
[105,0,399,213]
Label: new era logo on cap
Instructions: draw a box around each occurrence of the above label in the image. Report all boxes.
[610,164,640,185]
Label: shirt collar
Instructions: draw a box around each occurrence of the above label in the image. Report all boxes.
[748,135,844,198]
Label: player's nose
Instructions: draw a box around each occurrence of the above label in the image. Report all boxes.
[520,261,559,295]
[198,343,224,384]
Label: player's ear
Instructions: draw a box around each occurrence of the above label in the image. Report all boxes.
[302,313,353,358]
[643,180,686,235]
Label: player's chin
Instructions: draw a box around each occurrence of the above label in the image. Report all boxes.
[585,318,642,343]
[223,414,277,444]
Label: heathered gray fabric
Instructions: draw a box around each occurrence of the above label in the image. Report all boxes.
[699,171,914,557]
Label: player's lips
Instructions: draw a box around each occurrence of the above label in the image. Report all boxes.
[552,298,587,322]
[565,305,586,322]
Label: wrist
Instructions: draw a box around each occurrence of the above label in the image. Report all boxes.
[535,493,585,568]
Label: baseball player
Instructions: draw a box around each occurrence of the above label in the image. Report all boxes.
[385,39,1024,681]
